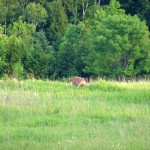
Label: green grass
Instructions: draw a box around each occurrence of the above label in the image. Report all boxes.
[0,79,150,150]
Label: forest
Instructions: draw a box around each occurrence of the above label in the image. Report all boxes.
[0,0,150,80]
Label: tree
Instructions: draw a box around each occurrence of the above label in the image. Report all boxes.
[13,62,24,80]
[0,26,7,77]
[6,36,26,76]
[88,1,150,79]
[30,30,55,79]
[56,23,94,78]
[58,0,150,79]
[9,17,35,46]
[46,0,68,49]
[63,0,81,24]
[0,0,149,79]
[119,0,150,30]
[62,0,95,23]
[25,2,48,28]
[0,1,7,29]
[0,0,22,34]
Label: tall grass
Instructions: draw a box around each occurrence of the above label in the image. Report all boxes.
[0,79,150,150]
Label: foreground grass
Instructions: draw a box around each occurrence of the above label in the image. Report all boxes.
[0,79,150,150]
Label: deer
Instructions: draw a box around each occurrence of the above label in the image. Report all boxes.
[71,76,86,86]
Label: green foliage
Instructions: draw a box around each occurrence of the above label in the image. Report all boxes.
[0,27,7,77]
[6,36,26,75]
[0,0,149,79]
[25,2,48,27]
[9,16,35,45]
[0,0,22,34]
[46,0,68,49]
[90,9,150,78]
[0,1,7,24]
[13,62,24,80]
[30,30,56,79]
[105,0,123,15]
[119,0,150,30]
[56,23,94,77]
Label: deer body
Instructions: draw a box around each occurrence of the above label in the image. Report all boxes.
[71,76,86,86]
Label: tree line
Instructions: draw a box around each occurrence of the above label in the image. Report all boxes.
[0,0,150,80]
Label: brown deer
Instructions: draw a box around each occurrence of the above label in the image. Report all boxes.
[71,76,86,86]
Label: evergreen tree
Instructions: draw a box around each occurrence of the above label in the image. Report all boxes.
[46,0,68,50]
[31,30,55,79]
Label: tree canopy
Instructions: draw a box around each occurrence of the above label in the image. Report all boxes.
[0,0,149,80]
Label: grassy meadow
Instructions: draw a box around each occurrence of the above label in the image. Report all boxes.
[0,79,150,150]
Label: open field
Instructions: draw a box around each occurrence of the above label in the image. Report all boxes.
[0,79,150,150]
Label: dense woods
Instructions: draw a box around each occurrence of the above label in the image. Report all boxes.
[0,0,150,80]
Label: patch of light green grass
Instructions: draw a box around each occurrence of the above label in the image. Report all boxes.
[0,79,149,149]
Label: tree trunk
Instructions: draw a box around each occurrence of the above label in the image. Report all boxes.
[4,21,7,35]
[82,0,89,21]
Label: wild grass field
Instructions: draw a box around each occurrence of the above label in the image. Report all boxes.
[0,79,150,150]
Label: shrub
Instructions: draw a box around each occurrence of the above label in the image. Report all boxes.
[13,62,24,80]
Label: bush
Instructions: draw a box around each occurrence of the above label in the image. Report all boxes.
[13,62,24,80]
